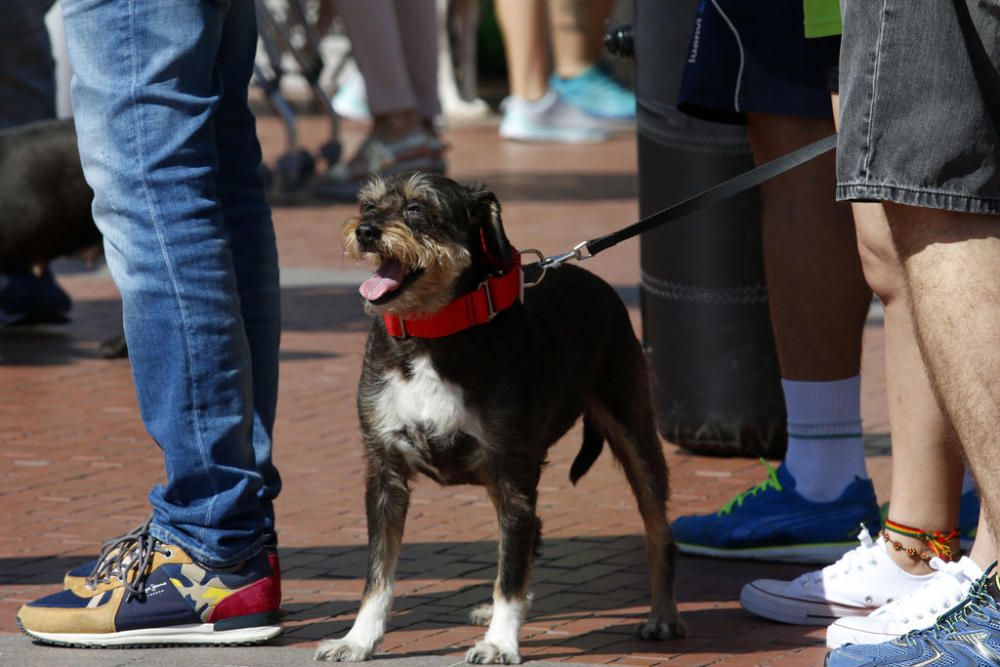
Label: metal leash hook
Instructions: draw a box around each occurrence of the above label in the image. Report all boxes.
[521,241,594,289]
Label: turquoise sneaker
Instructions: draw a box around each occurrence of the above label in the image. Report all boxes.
[825,564,1000,666]
[672,462,882,564]
[549,64,636,120]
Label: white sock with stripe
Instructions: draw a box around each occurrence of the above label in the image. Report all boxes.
[782,376,868,504]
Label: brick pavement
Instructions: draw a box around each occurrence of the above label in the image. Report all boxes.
[0,116,892,666]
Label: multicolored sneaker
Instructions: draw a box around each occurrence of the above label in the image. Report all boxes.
[549,64,636,120]
[672,461,882,564]
[63,523,282,597]
[825,556,983,648]
[741,529,937,625]
[824,564,1000,666]
[17,523,282,647]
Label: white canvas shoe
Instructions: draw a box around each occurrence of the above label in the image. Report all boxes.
[740,529,938,625]
[825,556,983,648]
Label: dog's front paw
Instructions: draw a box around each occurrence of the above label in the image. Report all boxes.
[469,603,493,626]
[314,639,373,662]
[465,640,521,664]
[637,614,687,640]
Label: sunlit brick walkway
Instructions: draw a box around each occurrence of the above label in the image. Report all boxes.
[0,115,892,666]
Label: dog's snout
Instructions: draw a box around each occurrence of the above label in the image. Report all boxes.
[355,222,381,247]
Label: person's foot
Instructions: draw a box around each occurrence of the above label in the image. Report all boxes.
[0,269,72,326]
[825,556,983,648]
[18,521,282,647]
[824,565,1000,666]
[62,523,282,596]
[498,90,612,143]
[331,68,371,121]
[313,131,445,201]
[549,64,636,120]
[740,530,938,625]
[672,461,882,563]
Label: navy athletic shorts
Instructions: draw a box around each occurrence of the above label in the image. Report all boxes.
[677,0,840,124]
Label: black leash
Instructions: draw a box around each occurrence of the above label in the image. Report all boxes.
[532,132,838,271]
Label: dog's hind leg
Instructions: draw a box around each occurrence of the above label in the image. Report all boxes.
[590,360,687,640]
[465,469,541,665]
[315,455,411,662]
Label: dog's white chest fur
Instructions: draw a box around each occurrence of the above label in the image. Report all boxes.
[373,355,482,464]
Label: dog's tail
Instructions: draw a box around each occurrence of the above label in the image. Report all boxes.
[570,416,604,485]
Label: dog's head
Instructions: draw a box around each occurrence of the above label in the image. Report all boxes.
[344,172,513,318]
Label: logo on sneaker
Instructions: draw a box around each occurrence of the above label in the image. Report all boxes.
[144,582,168,598]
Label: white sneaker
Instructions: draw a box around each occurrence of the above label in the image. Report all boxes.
[499,91,612,143]
[740,528,937,625]
[825,556,983,648]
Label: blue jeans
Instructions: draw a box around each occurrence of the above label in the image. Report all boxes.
[61,0,281,567]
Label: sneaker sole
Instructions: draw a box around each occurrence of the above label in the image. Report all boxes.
[677,540,858,565]
[740,581,874,626]
[825,623,899,649]
[17,617,283,648]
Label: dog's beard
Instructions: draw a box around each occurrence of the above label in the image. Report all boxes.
[343,218,471,318]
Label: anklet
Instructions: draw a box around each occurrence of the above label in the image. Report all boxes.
[881,519,960,562]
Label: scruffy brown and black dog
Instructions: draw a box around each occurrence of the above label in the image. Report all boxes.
[316,173,685,665]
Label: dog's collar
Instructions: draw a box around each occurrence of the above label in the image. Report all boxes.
[382,251,521,339]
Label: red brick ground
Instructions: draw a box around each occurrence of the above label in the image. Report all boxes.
[0,115,892,666]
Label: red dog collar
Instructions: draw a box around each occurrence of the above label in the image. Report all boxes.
[383,251,522,339]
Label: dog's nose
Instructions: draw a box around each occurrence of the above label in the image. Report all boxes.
[355,222,380,246]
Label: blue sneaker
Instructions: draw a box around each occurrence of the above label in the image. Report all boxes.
[960,489,980,551]
[0,268,71,326]
[549,64,636,120]
[672,462,882,564]
[825,564,1000,666]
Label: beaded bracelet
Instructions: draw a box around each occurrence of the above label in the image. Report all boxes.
[881,519,960,562]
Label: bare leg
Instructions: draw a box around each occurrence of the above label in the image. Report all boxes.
[883,206,1000,554]
[853,202,963,573]
[494,0,549,101]
[546,0,613,78]
[970,508,998,571]
[747,112,871,380]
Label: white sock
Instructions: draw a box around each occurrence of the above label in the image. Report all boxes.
[782,376,868,503]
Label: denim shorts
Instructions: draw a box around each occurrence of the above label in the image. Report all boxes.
[837,0,1000,214]
[677,0,840,124]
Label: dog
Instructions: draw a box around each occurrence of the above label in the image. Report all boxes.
[315,173,685,664]
[0,118,98,272]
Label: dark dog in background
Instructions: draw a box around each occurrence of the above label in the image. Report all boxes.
[0,118,98,272]
[315,173,685,665]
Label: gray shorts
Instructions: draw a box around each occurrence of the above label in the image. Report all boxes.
[836,0,1000,214]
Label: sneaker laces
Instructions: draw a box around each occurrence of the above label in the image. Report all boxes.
[874,558,978,623]
[85,519,172,601]
[717,460,782,516]
[796,527,879,586]
[907,566,999,642]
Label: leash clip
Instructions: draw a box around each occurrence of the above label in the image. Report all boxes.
[523,241,593,290]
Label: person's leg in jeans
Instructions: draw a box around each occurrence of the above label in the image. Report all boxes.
[0,0,73,326]
[17,0,282,646]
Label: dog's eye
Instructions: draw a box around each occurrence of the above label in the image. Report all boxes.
[405,203,423,216]
[360,201,376,214]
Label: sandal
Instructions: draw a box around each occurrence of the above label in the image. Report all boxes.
[313,131,446,201]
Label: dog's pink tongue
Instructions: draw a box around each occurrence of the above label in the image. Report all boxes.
[360,259,406,301]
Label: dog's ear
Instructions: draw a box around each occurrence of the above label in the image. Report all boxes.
[465,183,513,270]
